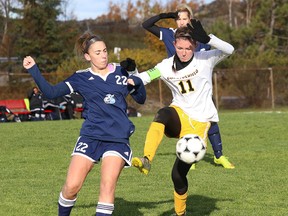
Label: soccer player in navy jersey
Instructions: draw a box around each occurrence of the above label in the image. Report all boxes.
[23,32,146,216]
[133,24,234,216]
[141,4,234,169]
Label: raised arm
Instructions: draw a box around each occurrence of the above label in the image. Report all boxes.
[188,19,234,55]
[142,12,177,38]
[23,56,70,99]
[208,34,234,55]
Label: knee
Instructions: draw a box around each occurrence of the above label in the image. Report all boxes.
[62,182,81,199]
[171,170,188,195]
[175,187,188,195]
[172,173,188,195]
[153,107,171,124]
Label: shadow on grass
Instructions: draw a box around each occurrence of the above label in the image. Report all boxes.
[75,194,231,216]
[75,198,171,216]
[113,197,172,216]
[202,152,216,166]
[160,194,232,216]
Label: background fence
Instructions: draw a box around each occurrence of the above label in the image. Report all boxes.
[1,67,288,114]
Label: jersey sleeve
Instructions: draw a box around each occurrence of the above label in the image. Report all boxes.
[27,64,71,99]
[204,34,235,66]
[159,28,176,57]
[208,34,234,55]
[142,14,161,38]
[128,76,146,104]
[137,67,161,85]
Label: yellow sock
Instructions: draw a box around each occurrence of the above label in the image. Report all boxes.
[143,122,165,162]
[174,191,187,215]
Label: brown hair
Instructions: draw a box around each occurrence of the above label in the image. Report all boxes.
[174,27,196,47]
[76,32,104,55]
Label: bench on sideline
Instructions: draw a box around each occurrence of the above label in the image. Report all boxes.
[0,99,31,115]
[0,99,83,117]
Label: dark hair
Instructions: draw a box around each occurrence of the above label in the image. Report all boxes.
[174,27,196,46]
[76,32,104,54]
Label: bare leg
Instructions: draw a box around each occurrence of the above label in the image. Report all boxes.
[99,156,125,202]
[62,155,94,199]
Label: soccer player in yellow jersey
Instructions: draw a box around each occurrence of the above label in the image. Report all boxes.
[132,20,234,216]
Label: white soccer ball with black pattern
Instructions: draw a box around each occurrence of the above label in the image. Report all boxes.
[176,134,207,164]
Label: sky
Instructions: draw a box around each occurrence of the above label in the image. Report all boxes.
[64,0,213,21]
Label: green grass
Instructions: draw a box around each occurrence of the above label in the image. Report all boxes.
[1,111,288,215]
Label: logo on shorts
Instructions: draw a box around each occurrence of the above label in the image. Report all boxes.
[104,94,116,104]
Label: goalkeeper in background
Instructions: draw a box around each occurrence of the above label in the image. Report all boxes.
[132,21,234,216]
[142,3,234,169]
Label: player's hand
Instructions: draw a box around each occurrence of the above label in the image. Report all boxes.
[127,75,142,87]
[187,19,210,44]
[23,56,36,69]
[127,78,135,86]
[120,58,136,72]
[159,12,178,19]
[127,75,144,93]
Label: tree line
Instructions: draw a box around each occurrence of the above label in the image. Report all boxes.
[0,0,288,108]
[1,0,287,71]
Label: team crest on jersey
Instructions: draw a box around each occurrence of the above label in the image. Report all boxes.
[104,94,116,104]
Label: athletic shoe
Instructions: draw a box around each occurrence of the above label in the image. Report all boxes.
[190,163,196,170]
[131,157,151,175]
[214,156,235,169]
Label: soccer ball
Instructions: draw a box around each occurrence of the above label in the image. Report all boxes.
[176,134,206,164]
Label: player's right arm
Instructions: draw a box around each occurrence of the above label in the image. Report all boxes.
[137,67,161,85]
[23,56,70,99]
[142,12,177,38]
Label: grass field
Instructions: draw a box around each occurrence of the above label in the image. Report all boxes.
[1,111,287,216]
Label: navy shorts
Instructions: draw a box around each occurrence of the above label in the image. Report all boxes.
[71,136,132,167]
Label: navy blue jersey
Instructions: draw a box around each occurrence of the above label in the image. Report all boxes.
[160,27,211,57]
[28,63,146,143]
[65,64,135,142]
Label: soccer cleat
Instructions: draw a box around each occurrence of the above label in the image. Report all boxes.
[190,163,196,170]
[214,156,235,169]
[131,156,151,175]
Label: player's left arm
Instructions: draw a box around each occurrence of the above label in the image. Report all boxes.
[127,76,146,104]
[187,19,234,55]
[208,34,234,55]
